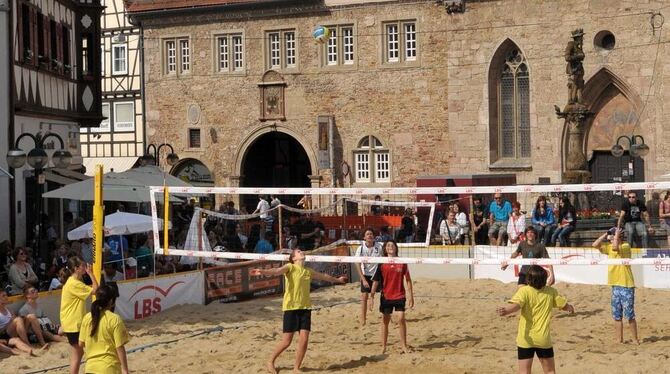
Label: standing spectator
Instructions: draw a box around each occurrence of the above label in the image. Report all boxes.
[453,203,469,244]
[593,228,639,344]
[439,211,461,245]
[355,228,383,326]
[8,248,39,295]
[252,195,273,233]
[106,235,127,270]
[531,196,556,245]
[507,202,526,247]
[375,226,393,244]
[236,223,249,248]
[551,197,576,247]
[370,195,383,216]
[135,235,154,278]
[470,197,489,245]
[647,192,661,223]
[53,240,70,273]
[618,192,653,248]
[659,190,670,248]
[255,232,275,254]
[398,208,416,243]
[488,193,512,246]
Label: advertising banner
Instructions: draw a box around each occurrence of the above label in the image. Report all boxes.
[642,250,670,288]
[205,260,284,304]
[310,245,352,288]
[115,271,204,320]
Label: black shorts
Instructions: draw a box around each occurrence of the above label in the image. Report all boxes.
[517,346,554,360]
[380,298,406,314]
[518,273,527,285]
[65,332,80,345]
[360,275,378,293]
[282,309,311,333]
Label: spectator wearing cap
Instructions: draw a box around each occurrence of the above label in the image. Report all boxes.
[502,226,554,287]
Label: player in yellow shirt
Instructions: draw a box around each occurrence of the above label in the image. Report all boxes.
[593,227,639,344]
[251,249,347,374]
[60,257,99,374]
[497,265,574,374]
[79,284,130,374]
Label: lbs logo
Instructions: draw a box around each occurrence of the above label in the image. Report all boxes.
[129,281,184,319]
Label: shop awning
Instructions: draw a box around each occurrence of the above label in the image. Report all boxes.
[83,157,139,176]
[44,171,80,185]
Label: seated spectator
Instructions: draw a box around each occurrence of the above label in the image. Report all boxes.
[618,191,653,248]
[659,190,670,248]
[236,223,248,248]
[488,193,512,246]
[471,205,488,245]
[135,235,154,278]
[375,226,393,244]
[506,201,526,247]
[255,232,275,254]
[223,223,244,251]
[52,240,70,273]
[452,203,469,244]
[440,211,461,245]
[531,196,556,245]
[0,290,35,355]
[49,268,67,291]
[19,285,66,344]
[551,197,576,247]
[283,226,297,250]
[8,248,39,295]
[103,263,124,283]
[370,195,383,216]
[105,235,127,270]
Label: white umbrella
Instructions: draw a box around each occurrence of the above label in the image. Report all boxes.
[67,211,171,240]
[43,166,192,202]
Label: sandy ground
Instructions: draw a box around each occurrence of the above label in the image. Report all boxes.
[3,279,670,374]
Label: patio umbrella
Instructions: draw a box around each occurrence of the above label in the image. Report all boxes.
[43,166,192,202]
[67,211,171,240]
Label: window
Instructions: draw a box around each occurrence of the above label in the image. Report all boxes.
[354,136,390,184]
[216,33,244,72]
[188,128,201,148]
[265,29,297,70]
[101,45,105,75]
[164,37,190,75]
[383,20,417,64]
[93,103,110,132]
[113,102,134,131]
[488,42,531,163]
[323,25,355,66]
[62,25,70,71]
[112,43,127,75]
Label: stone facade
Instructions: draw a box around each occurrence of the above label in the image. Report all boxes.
[132,0,670,189]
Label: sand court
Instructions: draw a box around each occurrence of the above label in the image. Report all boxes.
[3,279,670,373]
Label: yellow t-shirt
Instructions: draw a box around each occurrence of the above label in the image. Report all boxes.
[79,311,130,374]
[509,285,567,349]
[60,277,92,332]
[282,263,312,311]
[599,243,635,288]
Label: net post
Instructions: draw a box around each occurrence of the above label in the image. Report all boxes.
[163,185,169,256]
[278,204,284,249]
[92,164,104,288]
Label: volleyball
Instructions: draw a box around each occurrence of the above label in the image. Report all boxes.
[312,25,331,43]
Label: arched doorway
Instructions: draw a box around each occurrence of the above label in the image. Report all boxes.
[582,68,645,210]
[240,131,312,208]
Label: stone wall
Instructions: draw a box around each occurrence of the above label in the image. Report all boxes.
[140,0,670,188]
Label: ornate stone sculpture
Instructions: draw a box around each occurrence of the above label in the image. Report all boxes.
[556,29,593,184]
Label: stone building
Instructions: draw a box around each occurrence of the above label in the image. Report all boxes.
[126,0,670,207]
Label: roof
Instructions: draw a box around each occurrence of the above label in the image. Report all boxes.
[125,0,286,13]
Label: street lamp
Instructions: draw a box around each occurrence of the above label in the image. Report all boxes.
[6,132,73,264]
[141,143,179,168]
[611,135,649,158]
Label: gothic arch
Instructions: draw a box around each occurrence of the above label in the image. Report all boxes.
[487,38,532,164]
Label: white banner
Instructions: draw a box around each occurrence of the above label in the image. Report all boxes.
[115,271,204,321]
[640,250,670,288]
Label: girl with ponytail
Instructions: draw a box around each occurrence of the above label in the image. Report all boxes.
[79,284,129,374]
[59,256,98,374]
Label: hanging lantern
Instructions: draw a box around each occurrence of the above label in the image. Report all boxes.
[312,25,331,44]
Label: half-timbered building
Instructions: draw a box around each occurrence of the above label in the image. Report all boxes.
[80,0,143,175]
[2,0,103,245]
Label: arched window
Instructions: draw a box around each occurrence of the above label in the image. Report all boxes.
[489,41,530,163]
[354,135,390,183]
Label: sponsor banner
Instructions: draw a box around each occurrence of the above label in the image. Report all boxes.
[642,250,670,288]
[473,246,608,285]
[310,245,352,288]
[116,271,204,320]
[205,260,284,304]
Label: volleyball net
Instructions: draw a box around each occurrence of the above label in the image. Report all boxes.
[148,182,670,267]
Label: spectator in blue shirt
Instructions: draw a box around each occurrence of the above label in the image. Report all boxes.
[105,235,127,270]
[531,196,556,245]
[255,232,275,254]
[488,193,512,246]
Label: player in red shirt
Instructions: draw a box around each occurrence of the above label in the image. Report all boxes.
[368,240,414,354]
